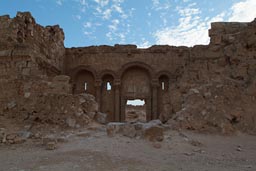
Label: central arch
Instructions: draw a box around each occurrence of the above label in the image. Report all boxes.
[119,62,153,122]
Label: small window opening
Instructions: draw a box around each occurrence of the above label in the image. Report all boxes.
[107,82,111,91]
[161,82,165,90]
[84,82,87,91]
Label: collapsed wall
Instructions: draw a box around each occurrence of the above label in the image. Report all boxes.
[0,12,98,130]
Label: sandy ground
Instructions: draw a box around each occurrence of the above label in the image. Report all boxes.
[0,128,256,171]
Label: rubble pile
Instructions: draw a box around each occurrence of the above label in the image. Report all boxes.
[106,120,166,141]
[0,75,98,130]
[169,82,256,134]
[167,20,256,134]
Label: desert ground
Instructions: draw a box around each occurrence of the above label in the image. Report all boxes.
[0,125,255,171]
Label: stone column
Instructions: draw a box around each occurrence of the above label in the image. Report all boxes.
[120,96,126,122]
[95,79,102,111]
[151,79,158,120]
[146,96,152,121]
[114,79,121,122]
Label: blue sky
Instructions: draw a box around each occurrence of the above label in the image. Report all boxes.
[0,0,256,48]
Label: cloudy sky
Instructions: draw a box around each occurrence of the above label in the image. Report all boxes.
[1,0,256,48]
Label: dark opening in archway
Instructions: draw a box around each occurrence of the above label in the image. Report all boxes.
[125,99,146,122]
[73,69,95,96]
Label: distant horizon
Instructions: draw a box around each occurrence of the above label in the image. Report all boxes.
[1,0,255,48]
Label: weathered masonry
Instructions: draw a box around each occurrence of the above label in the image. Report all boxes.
[65,45,186,122]
[0,12,256,126]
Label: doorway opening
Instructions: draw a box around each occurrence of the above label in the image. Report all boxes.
[125,99,146,122]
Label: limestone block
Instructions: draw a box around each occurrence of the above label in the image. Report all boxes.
[106,122,126,137]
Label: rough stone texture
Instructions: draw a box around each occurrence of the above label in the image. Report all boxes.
[0,74,98,129]
[0,12,256,134]
[0,12,65,74]
[94,112,108,124]
[106,120,165,141]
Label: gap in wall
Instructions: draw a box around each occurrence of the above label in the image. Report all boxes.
[125,99,146,122]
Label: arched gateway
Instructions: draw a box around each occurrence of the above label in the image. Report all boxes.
[70,61,171,122]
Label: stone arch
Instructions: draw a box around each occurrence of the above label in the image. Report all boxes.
[101,73,115,121]
[70,65,97,96]
[118,61,154,79]
[156,71,171,91]
[119,62,153,122]
[70,65,97,80]
[99,69,117,80]
[156,71,172,80]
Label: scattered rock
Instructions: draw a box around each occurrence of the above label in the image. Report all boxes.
[106,121,165,141]
[193,149,206,154]
[42,135,57,145]
[236,145,242,152]
[17,131,32,139]
[153,143,162,149]
[143,125,164,142]
[46,142,57,150]
[95,112,108,124]
[6,133,17,141]
[106,122,125,137]
[184,152,195,156]
[122,123,137,138]
[189,140,203,147]
[7,101,16,109]
[0,128,6,143]
[66,118,76,128]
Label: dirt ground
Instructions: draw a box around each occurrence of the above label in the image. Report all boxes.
[0,127,256,171]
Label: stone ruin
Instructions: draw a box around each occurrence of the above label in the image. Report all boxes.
[0,12,256,135]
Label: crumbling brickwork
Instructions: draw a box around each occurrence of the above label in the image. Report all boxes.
[0,12,255,134]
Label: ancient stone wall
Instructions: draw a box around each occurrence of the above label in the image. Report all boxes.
[0,12,255,134]
[0,12,66,115]
[0,12,65,78]
[171,19,256,134]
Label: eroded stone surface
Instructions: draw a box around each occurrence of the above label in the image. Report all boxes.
[0,12,256,134]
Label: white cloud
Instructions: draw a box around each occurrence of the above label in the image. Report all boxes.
[138,40,151,48]
[102,8,112,19]
[108,19,119,31]
[152,0,172,11]
[228,0,256,22]
[94,0,109,7]
[84,31,92,36]
[75,15,81,20]
[112,4,123,13]
[56,0,63,6]
[118,33,125,42]
[83,22,92,28]
[80,0,87,6]
[153,0,255,47]
[154,4,209,46]
[106,32,113,41]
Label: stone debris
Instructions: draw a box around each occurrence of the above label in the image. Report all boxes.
[236,145,242,152]
[0,128,6,143]
[46,141,57,150]
[94,112,108,124]
[106,120,165,141]
[4,133,27,144]
[152,143,162,149]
